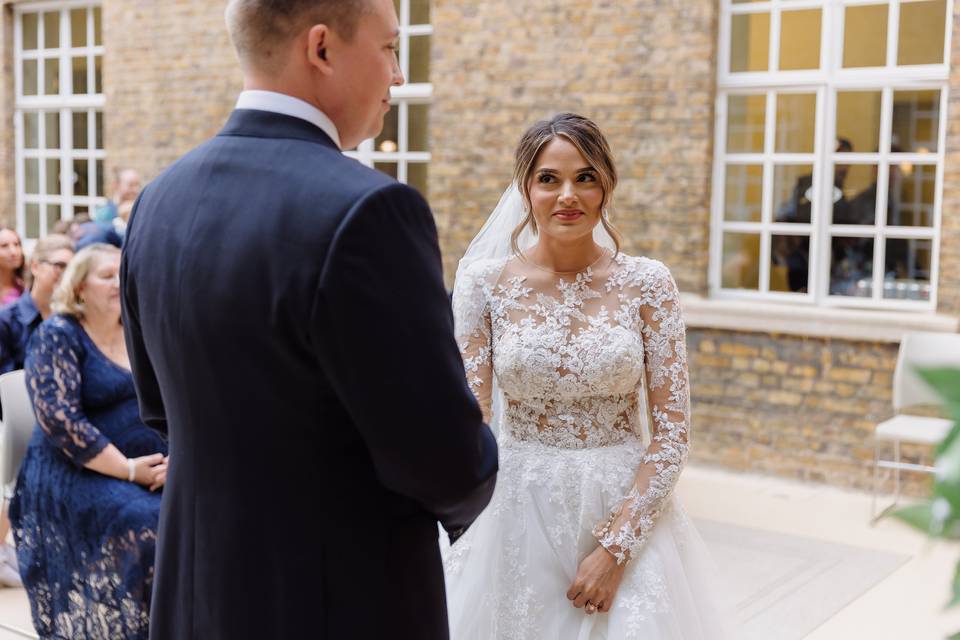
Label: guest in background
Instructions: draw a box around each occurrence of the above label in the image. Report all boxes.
[10,244,168,640]
[0,234,75,374]
[0,227,25,306]
[0,234,73,588]
[94,168,142,227]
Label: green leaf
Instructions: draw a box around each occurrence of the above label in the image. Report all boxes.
[948,562,960,609]
[935,433,960,507]
[937,419,960,457]
[948,631,960,640]
[892,501,935,534]
[919,368,960,407]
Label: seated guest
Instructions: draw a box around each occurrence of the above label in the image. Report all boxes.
[0,234,74,588]
[0,233,75,374]
[94,168,141,227]
[10,244,168,640]
[0,227,25,306]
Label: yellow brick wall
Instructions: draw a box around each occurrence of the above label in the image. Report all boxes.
[102,1,241,181]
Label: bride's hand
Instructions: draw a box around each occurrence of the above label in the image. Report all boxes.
[566,545,626,615]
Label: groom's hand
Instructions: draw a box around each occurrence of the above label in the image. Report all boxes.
[566,545,626,615]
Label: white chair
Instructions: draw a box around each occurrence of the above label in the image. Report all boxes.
[872,331,960,520]
[0,370,35,503]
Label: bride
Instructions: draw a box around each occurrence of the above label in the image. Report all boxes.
[446,113,733,638]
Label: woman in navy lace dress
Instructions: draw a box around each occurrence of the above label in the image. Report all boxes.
[10,244,168,639]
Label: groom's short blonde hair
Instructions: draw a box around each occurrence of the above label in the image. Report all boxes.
[225,0,371,73]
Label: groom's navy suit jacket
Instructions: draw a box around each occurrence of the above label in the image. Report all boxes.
[120,109,498,640]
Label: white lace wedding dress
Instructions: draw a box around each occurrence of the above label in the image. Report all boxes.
[444,251,733,639]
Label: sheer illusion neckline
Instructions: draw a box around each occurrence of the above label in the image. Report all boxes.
[520,248,611,276]
[75,319,132,374]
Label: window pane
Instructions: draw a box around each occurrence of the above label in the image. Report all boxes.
[724,164,763,222]
[775,93,816,153]
[773,164,813,223]
[95,159,105,197]
[779,9,821,71]
[72,57,88,94]
[93,7,102,46]
[409,104,429,152]
[884,238,931,300]
[898,0,946,66]
[95,111,104,150]
[721,233,761,290]
[22,60,39,96]
[892,89,940,153]
[44,12,60,49]
[73,111,89,150]
[74,159,89,197]
[45,112,60,149]
[374,162,398,180]
[44,58,60,95]
[730,13,770,72]
[408,163,428,196]
[843,4,888,68]
[22,14,39,50]
[830,236,874,296]
[94,56,103,94]
[409,35,430,83]
[46,159,61,195]
[889,163,935,227]
[25,204,40,240]
[71,9,87,48]
[837,164,881,225]
[771,234,810,292]
[410,0,430,25]
[375,106,399,153]
[47,204,61,232]
[836,91,882,154]
[24,113,39,149]
[24,159,40,194]
[726,94,766,153]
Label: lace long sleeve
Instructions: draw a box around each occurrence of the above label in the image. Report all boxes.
[452,260,498,424]
[593,263,690,564]
[25,319,111,467]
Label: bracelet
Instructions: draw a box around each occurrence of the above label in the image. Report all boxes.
[127,458,136,483]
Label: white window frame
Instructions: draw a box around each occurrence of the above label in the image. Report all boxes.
[710,0,952,311]
[13,0,105,241]
[346,0,432,185]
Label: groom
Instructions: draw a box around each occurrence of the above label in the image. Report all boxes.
[120,1,498,638]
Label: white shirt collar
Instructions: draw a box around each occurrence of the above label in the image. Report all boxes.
[235,90,342,150]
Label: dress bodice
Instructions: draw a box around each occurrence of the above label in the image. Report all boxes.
[453,251,691,563]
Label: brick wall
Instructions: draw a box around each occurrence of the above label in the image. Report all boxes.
[688,328,933,495]
[429,0,718,292]
[937,5,960,315]
[102,1,240,182]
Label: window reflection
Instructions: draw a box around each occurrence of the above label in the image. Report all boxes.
[722,233,761,290]
[892,89,940,153]
[830,235,874,297]
[727,94,766,153]
[724,164,762,222]
[889,164,935,227]
[883,238,932,300]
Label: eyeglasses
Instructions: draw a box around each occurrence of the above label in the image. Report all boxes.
[41,260,68,271]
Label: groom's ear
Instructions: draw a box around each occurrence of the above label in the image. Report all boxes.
[306,24,334,75]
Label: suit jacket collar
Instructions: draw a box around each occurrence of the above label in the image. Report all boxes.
[218,109,340,152]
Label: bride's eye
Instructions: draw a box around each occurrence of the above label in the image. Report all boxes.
[537,174,556,184]
[577,172,597,183]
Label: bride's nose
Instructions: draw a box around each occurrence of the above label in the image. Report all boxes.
[558,182,577,206]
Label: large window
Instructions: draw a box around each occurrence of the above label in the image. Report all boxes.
[346,0,431,196]
[14,1,105,240]
[711,0,950,310]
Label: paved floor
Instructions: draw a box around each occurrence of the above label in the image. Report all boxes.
[0,465,955,638]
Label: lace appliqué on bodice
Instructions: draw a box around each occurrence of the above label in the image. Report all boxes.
[453,253,691,564]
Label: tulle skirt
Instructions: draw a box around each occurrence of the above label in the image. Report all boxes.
[443,436,734,639]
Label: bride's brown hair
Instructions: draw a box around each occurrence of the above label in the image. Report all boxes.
[511,113,622,256]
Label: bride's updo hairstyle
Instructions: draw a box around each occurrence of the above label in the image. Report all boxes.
[511,112,623,256]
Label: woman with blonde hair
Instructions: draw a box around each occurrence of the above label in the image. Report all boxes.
[10,243,168,639]
[445,114,732,638]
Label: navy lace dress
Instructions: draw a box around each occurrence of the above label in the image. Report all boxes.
[10,315,168,639]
